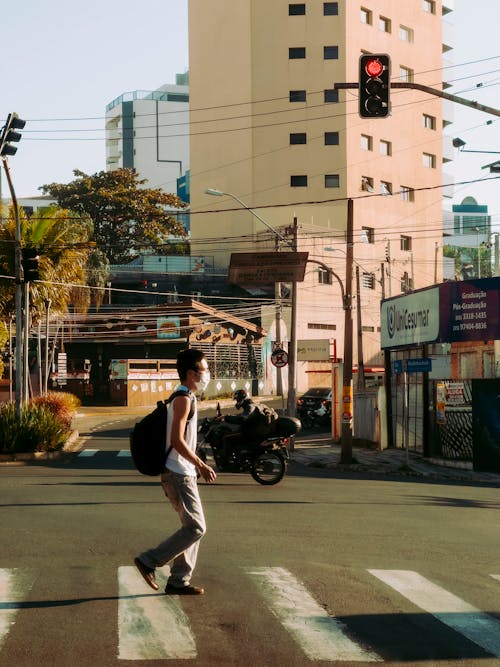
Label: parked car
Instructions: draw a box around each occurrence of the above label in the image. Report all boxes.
[296,387,332,412]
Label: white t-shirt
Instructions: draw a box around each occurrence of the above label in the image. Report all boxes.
[165,385,197,477]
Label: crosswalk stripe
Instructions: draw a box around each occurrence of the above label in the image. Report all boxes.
[0,569,35,650]
[117,566,197,661]
[246,567,382,662]
[369,569,500,658]
[117,450,131,457]
[77,449,99,457]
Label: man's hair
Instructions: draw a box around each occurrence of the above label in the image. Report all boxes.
[177,348,205,382]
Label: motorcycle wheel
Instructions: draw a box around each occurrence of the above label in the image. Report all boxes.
[250,451,287,485]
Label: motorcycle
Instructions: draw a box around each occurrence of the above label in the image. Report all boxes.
[298,401,331,430]
[197,412,301,485]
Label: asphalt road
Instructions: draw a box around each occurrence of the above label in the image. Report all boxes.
[1,411,500,666]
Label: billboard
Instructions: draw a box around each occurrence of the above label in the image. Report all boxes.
[381,278,500,348]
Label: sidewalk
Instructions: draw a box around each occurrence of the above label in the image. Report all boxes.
[290,433,500,484]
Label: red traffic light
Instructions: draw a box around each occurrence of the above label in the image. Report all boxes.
[364,58,384,78]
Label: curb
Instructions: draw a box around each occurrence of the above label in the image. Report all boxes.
[0,430,80,465]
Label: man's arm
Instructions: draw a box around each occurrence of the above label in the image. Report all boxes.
[170,395,216,483]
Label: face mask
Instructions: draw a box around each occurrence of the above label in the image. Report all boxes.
[194,370,210,393]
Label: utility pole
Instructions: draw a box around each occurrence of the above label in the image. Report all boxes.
[274,237,283,400]
[341,199,354,464]
[1,160,23,414]
[286,217,298,419]
[355,266,366,390]
[1,113,26,415]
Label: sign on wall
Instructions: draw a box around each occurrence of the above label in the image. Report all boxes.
[297,339,330,361]
[381,287,440,348]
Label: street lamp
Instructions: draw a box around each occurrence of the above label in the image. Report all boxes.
[205,189,292,248]
[205,188,297,416]
[452,137,500,155]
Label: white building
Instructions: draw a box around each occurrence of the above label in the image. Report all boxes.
[105,73,190,195]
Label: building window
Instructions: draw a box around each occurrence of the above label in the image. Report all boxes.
[361,134,373,151]
[400,185,415,202]
[423,113,436,129]
[399,25,414,42]
[380,181,392,195]
[379,16,391,32]
[289,3,306,15]
[318,268,332,285]
[362,273,376,289]
[324,131,339,145]
[325,174,340,188]
[400,235,412,251]
[423,152,436,168]
[289,47,306,59]
[324,46,339,60]
[323,2,338,15]
[360,7,372,24]
[290,132,307,144]
[289,90,306,102]
[379,139,392,156]
[362,325,375,332]
[308,322,336,330]
[291,175,308,187]
[361,226,375,244]
[400,66,414,82]
[423,0,436,14]
[324,89,339,103]
[401,271,414,292]
[454,215,461,234]
[361,176,374,192]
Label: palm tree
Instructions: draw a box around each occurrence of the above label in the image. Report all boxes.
[0,205,94,321]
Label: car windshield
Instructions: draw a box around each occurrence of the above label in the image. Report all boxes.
[302,388,331,398]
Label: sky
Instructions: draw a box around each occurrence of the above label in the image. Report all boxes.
[1,0,499,227]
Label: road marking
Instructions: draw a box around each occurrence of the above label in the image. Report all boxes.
[117,450,131,457]
[0,569,35,650]
[490,575,500,582]
[77,449,99,457]
[246,567,381,662]
[118,566,197,661]
[369,569,500,657]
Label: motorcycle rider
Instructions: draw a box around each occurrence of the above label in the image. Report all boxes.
[216,389,256,463]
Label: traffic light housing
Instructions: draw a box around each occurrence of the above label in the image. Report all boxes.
[22,247,40,282]
[0,113,26,157]
[359,54,390,118]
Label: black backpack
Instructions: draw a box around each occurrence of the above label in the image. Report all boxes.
[129,390,194,476]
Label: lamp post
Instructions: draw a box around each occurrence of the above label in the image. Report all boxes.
[205,188,297,413]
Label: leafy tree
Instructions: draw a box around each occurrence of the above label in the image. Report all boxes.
[40,169,188,264]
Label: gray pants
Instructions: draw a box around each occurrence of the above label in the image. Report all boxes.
[139,470,207,587]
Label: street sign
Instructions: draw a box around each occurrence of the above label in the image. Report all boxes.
[228,252,309,285]
[297,339,330,361]
[393,360,403,374]
[271,348,289,368]
[406,358,432,373]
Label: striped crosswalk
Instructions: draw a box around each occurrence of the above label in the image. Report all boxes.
[1,566,500,662]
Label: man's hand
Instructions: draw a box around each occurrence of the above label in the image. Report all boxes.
[199,462,217,483]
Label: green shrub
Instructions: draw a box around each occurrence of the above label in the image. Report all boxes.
[30,391,80,429]
[0,402,69,454]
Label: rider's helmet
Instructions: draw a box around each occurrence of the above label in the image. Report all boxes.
[233,389,248,409]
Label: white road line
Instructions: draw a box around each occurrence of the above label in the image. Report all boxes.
[117,450,131,457]
[490,575,500,582]
[118,566,197,661]
[246,567,381,662]
[77,449,99,457]
[370,569,500,658]
[0,569,35,650]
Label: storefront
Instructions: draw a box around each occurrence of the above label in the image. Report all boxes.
[381,278,500,471]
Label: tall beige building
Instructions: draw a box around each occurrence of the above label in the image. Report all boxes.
[188,0,454,392]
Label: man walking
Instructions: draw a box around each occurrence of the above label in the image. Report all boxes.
[134,348,216,595]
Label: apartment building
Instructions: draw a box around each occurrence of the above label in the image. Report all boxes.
[105,73,190,195]
[188,0,454,391]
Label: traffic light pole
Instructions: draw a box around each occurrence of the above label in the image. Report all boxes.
[335,81,500,118]
[1,157,23,414]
